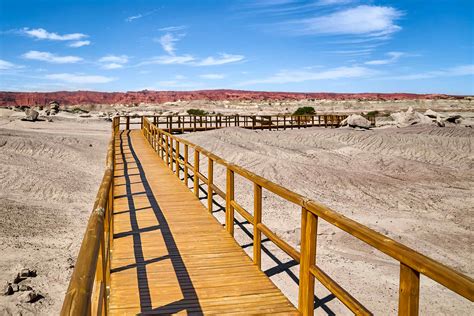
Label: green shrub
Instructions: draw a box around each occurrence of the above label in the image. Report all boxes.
[366,110,379,117]
[293,106,315,116]
[187,109,208,116]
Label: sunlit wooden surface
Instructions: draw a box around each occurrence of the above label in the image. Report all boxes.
[109,129,299,315]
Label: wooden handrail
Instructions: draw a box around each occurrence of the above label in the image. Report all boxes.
[61,117,118,316]
[141,116,474,316]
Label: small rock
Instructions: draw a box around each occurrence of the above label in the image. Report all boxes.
[445,114,462,123]
[424,109,439,118]
[23,109,39,122]
[436,115,445,127]
[18,290,40,303]
[20,268,36,278]
[79,114,91,118]
[19,284,32,292]
[11,284,19,292]
[13,274,23,284]
[2,283,13,296]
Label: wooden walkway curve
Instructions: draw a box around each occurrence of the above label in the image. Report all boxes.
[109,129,299,315]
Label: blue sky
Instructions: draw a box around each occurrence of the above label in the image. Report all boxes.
[0,0,473,94]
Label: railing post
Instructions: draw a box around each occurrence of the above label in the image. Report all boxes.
[398,263,420,316]
[125,116,130,130]
[193,150,200,197]
[169,138,174,171]
[184,145,189,187]
[225,168,235,236]
[253,183,262,268]
[298,208,318,315]
[176,140,180,178]
[165,135,170,166]
[207,158,214,213]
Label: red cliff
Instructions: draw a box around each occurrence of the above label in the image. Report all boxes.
[0,90,463,106]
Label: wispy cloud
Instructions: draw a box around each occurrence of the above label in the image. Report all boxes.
[194,53,245,66]
[385,65,474,80]
[365,51,405,65]
[98,55,129,69]
[22,28,87,41]
[0,59,23,70]
[22,50,83,64]
[200,73,225,79]
[125,10,158,22]
[140,55,195,65]
[286,5,403,37]
[140,53,244,67]
[156,33,181,55]
[158,25,187,32]
[240,66,375,85]
[69,40,91,48]
[45,73,115,84]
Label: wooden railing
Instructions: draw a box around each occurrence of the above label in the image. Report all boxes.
[60,117,119,316]
[142,117,473,316]
[119,113,376,132]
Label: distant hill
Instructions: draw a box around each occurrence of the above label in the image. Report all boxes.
[0,89,464,106]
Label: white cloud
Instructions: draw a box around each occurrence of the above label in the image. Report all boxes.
[291,5,403,37]
[140,55,195,65]
[22,28,87,41]
[200,73,225,79]
[158,25,187,32]
[99,55,129,63]
[22,50,83,64]
[0,59,23,70]
[194,53,245,66]
[98,55,129,69]
[45,73,115,84]
[125,10,157,22]
[157,33,180,55]
[69,40,91,47]
[386,65,474,80]
[102,63,123,69]
[240,66,374,85]
[365,51,405,65]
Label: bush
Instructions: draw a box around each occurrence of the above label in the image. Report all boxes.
[293,106,315,116]
[366,110,379,117]
[187,109,208,116]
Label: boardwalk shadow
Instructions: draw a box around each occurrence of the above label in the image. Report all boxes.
[112,130,203,315]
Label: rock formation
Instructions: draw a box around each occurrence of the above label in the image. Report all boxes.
[0,90,464,107]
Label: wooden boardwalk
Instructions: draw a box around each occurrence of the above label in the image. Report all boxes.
[109,130,299,315]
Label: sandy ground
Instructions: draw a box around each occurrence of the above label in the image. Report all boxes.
[181,125,473,315]
[0,110,109,315]
[0,104,473,315]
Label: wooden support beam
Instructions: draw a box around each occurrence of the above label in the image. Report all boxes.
[226,168,235,236]
[253,183,262,269]
[207,158,214,213]
[398,263,420,316]
[193,150,200,197]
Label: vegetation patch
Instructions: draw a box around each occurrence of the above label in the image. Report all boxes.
[187,109,208,116]
[293,106,315,116]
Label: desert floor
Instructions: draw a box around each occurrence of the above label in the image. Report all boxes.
[181,125,473,315]
[0,107,472,315]
[0,110,109,315]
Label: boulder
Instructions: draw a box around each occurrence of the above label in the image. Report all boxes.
[340,114,371,129]
[19,268,36,278]
[11,284,19,293]
[49,101,59,111]
[23,109,39,122]
[445,114,462,123]
[390,107,433,127]
[436,115,445,127]
[424,109,439,118]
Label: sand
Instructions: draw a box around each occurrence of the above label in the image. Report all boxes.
[0,111,109,315]
[181,125,473,315]
[0,105,472,315]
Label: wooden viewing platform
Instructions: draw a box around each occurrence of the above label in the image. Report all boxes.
[61,116,473,316]
[109,129,298,314]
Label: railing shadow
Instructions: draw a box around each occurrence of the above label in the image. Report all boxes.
[112,130,203,315]
[171,151,336,315]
